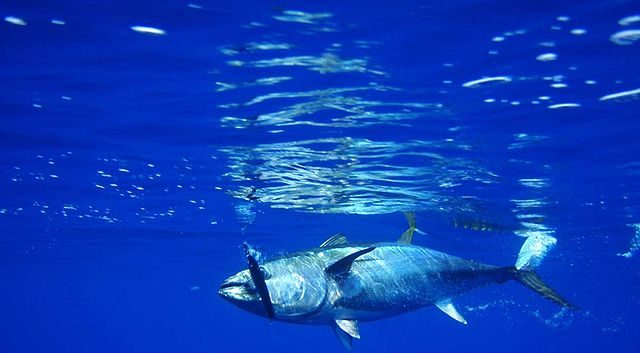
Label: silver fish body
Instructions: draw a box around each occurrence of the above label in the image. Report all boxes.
[245,243,505,324]
[218,214,573,349]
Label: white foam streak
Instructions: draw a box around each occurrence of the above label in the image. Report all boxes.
[610,29,640,45]
[516,232,558,270]
[618,224,640,258]
[461,76,511,88]
[548,103,581,109]
[599,88,640,102]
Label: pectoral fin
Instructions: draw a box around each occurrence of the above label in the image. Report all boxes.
[243,242,274,319]
[435,299,467,324]
[325,247,375,280]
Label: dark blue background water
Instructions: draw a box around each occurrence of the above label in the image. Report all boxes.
[2,1,639,352]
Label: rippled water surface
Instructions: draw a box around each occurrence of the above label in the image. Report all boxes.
[1,1,639,352]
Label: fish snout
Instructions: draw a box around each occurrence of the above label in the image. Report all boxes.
[218,272,260,303]
[218,275,266,316]
[218,278,246,299]
[217,279,234,298]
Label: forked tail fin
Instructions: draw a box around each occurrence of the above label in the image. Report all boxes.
[512,268,576,309]
[511,233,575,308]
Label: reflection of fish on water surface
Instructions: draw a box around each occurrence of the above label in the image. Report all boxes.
[221,138,499,215]
[450,216,521,234]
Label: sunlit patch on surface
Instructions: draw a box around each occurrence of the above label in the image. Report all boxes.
[4,16,26,26]
[536,53,558,62]
[130,25,166,35]
[273,10,333,24]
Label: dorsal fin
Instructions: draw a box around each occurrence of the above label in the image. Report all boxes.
[398,212,417,244]
[435,299,467,324]
[325,247,375,279]
[335,319,360,339]
[320,233,349,248]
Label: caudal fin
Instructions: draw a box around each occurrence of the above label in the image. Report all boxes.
[513,269,576,309]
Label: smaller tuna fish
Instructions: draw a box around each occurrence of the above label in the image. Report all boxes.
[219,213,574,349]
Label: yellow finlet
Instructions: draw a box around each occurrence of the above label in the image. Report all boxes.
[398,212,416,244]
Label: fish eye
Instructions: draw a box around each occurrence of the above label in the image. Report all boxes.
[260,267,271,280]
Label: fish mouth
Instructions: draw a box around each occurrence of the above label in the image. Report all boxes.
[218,278,265,316]
[219,281,240,290]
[218,269,267,317]
[218,279,258,301]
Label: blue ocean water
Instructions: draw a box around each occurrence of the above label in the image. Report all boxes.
[1,0,639,352]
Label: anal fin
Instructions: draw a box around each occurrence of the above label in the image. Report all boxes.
[435,299,467,325]
[336,319,360,339]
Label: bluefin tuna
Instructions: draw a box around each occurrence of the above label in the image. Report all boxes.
[219,213,574,349]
